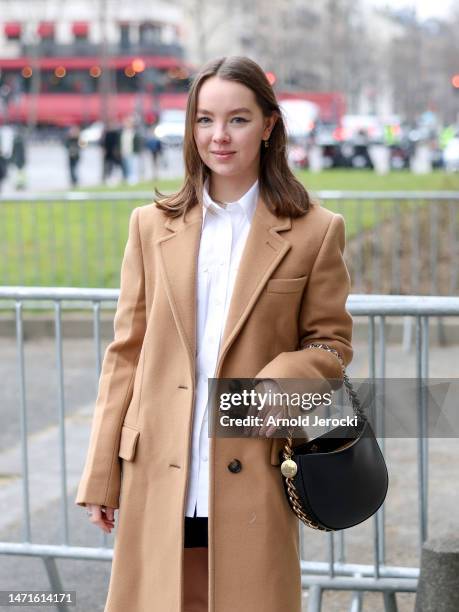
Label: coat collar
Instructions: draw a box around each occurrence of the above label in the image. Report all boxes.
[202,176,259,226]
[156,194,292,379]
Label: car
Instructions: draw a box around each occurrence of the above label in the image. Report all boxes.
[341,114,388,144]
[154,109,186,147]
[314,122,341,146]
[312,122,346,168]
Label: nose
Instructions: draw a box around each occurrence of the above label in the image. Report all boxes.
[211,123,230,144]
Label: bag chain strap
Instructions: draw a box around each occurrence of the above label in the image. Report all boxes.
[281,343,363,531]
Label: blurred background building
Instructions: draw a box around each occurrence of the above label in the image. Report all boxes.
[1,0,459,192]
[0,0,188,127]
[1,0,459,128]
[182,0,459,123]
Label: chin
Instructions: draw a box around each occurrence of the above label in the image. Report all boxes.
[208,164,241,176]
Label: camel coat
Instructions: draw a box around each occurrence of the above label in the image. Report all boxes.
[75,194,353,612]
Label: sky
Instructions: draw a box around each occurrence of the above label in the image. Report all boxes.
[371,0,453,20]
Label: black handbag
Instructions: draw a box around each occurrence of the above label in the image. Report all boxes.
[279,343,389,531]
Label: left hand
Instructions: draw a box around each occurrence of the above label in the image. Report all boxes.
[247,379,287,438]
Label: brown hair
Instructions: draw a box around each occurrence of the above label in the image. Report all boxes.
[154,55,312,218]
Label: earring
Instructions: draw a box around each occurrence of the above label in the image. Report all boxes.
[264,139,269,148]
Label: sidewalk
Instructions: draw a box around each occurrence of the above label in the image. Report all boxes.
[0,337,458,611]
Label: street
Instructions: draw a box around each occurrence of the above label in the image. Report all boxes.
[0,142,184,194]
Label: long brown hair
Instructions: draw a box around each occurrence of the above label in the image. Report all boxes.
[154,55,312,219]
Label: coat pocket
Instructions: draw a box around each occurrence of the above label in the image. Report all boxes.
[267,275,308,294]
[118,424,140,461]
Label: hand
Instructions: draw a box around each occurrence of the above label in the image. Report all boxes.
[247,380,287,438]
[86,504,116,534]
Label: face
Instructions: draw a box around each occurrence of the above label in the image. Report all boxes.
[193,76,276,181]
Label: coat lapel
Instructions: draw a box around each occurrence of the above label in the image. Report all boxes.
[215,195,291,376]
[156,195,292,378]
[156,204,203,375]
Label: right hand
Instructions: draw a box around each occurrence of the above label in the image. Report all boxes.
[86,504,116,534]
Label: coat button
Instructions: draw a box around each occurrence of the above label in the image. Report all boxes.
[227,459,242,473]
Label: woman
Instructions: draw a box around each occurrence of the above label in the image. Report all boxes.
[75,55,353,612]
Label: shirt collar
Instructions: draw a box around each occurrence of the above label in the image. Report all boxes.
[202,176,259,224]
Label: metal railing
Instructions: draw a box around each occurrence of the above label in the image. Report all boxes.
[1,191,459,295]
[0,287,459,612]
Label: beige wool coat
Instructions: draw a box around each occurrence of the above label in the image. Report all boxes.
[75,193,353,612]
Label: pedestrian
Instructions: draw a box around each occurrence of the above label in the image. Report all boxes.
[120,115,142,184]
[353,128,374,169]
[0,124,14,192]
[10,125,27,190]
[146,123,163,180]
[102,121,123,184]
[65,125,81,187]
[75,55,353,612]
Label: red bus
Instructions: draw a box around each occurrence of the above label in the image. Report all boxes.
[0,55,193,126]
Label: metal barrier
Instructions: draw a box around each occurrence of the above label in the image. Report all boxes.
[1,191,459,295]
[0,287,459,612]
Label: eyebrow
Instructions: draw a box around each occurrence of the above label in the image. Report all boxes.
[196,107,253,115]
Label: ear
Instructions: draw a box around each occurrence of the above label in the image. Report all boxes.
[263,112,278,139]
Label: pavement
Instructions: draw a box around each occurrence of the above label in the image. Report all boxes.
[0,336,458,611]
[0,142,184,194]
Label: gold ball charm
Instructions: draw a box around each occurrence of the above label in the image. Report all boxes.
[281,459,297,478]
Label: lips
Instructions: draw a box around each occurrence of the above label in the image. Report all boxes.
[212,151,236,158]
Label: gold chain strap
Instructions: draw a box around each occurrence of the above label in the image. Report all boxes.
[282,435,332,531]
[280,343,361,531]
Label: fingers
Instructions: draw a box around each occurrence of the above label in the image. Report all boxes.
[244,404,285,438]
[87,504,116,534]
[105,506,115,521]
[243,382,272,437]
[258,407,286,438]
[236,380,288,438]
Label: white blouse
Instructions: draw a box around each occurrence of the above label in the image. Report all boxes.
[184,176,259,517]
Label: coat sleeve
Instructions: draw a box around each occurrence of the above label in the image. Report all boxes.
[75,207,147,509]
[254,212,353,386]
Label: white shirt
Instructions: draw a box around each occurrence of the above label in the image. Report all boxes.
[184,177,259,517]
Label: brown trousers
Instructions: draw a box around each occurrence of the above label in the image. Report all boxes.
[183,547,208,612]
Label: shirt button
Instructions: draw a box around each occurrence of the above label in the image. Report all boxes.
[227,459,242,473]
[202,455,208,462]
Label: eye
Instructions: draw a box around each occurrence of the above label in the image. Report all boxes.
[196,116,249,124]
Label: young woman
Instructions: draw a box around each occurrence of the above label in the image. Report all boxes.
[76,55,353,612]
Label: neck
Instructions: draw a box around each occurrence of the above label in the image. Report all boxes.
[208,172,258,204]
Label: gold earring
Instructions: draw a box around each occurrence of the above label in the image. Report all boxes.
[264,139,269,148]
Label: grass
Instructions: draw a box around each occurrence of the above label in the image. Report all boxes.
[1,170,458,289]
[297,169,459,192]
[69,169,459,194]
[1,198,135,287]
